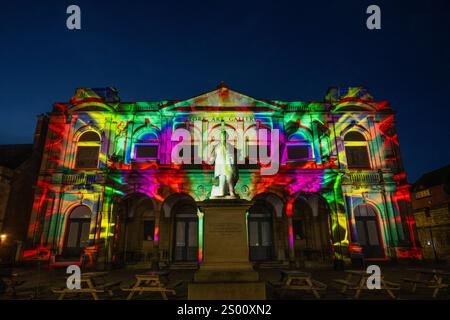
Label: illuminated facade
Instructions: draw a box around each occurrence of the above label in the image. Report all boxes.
[25,83,421,268]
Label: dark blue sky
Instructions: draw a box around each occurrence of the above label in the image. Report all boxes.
[1,0,449,182]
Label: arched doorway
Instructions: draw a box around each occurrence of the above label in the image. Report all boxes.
[292,195,331,263]
[354,203,384,259]
[248,198,274,261]
[172,197,198,262]
[116,194,156,264]
[63,205,92,257]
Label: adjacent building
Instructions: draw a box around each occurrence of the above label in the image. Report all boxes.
[412,165,450,262]
[23,84,421,269]
[0,116,47,263]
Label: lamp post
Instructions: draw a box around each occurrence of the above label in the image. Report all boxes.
[425,207,439,264]
[428,227,439,264]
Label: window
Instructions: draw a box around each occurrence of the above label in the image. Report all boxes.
[136,145,158,159]
[75,131,101,169]
[415,189,431,199]
[143,220,155,241]
[292,219,303,240]
[134,132,159,161]
[286,132,312,161]
[344,131,370,169]
[288,145,310,160]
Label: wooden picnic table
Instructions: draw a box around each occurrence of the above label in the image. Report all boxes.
[402,268,450,298]
[333,270,400,299]
[121,271,179,300]
[52,271,121,300]
[273,270,327,299]
[0,272,26,298]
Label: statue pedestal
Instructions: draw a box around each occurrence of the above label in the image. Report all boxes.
[188,199,266,300]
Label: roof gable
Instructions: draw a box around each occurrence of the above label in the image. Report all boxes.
[162,83,283,111]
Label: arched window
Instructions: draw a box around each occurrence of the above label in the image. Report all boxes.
[286,131,312,161]
[75,131,101,169]
[344,131,370,169]
[64,206,92,256]
[133,132,159,161]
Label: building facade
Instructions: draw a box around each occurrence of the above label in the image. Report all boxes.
[412,165,450,262]
[24,84,421,269]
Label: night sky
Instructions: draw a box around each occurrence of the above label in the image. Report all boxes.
[1,0,449,182]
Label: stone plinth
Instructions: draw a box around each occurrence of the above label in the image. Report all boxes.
[188,199,266,300]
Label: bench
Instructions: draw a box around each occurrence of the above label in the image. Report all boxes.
[51,287,105,300]
[333,279,357,293]
[1,273,26,299]
[121,285,176,300]
[96,281,122,297]
[122,274,179,300]
[273,273,327,299]
[335,271,400,299]
[402,270,450,298]
[52,272,117,300]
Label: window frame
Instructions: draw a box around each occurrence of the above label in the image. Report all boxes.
[286,142,313,161]
[344,131,371,169]
[132,131,160,162]
[74,131,101,170]
[133,142,159,161]
[286,131,313,162]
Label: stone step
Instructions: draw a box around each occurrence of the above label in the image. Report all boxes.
[169,262,199,270]
[255,261,290,269]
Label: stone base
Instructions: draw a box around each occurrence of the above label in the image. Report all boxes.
[190,199,266,300]
[209,195,240,200]
[188,282,266,300]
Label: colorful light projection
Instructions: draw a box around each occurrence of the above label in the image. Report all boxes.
[24,85,421,265]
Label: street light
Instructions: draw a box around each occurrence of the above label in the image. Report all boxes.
[0,234,6,245]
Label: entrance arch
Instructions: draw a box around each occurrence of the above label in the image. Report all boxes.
[354,203,384,259]
[63,205,92,257]
[248,196,276,261]
[116,193,156,264]
[172,196,198,261]
[292,195,331,263]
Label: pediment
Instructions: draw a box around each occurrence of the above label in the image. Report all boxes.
[163,84,283,111]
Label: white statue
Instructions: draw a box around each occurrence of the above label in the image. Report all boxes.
[209,130,239,198]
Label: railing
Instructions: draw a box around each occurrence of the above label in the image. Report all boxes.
[62,173,101,185]
[342,171,382,185]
